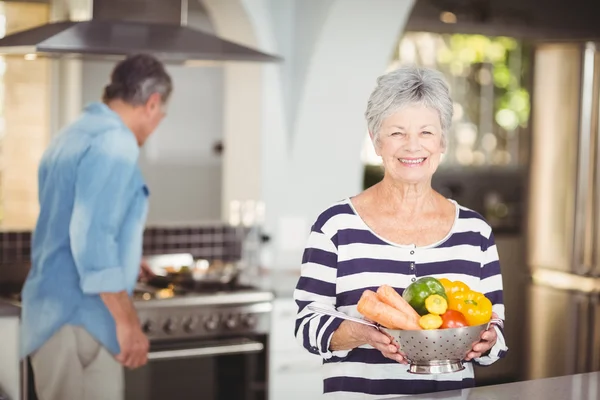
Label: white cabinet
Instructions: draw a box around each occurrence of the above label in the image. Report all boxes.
[0,315,21,400]
[269,298,323,400]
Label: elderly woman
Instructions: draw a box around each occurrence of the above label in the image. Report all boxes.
[293,66,507,399]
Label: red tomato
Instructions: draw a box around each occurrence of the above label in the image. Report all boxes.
[440,310,469,329]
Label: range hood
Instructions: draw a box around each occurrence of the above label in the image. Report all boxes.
[0,0,281,63]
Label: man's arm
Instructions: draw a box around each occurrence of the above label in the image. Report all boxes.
[100,292,149,368]
[70,130,148,369]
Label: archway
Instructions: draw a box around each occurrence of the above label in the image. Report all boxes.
[204,0,417,267]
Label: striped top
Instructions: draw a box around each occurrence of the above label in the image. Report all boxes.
[293,198,508,399]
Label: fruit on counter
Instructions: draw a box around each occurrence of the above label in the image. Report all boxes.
[402,277,447,316]
[439,310,469,329]
[438,278,470,296]
[424,294,448,315]
[447,290,493,326]
[376,285,421,327]
[357,290,421,330]
[419,314,443,330]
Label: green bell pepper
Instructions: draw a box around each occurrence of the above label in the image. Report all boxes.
[402,277,448,316]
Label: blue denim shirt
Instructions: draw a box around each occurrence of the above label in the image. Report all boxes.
[21,102,149,357]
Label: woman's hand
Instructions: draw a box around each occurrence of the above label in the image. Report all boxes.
[331,320,407,364]
[365,326,408,364]
[464,313,499,361]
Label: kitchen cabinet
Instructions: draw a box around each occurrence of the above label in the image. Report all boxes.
[269,298,323,399]
[0,301,22,400]
[474,234,527,385]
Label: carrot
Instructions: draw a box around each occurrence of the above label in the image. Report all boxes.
[376,285,421,328]
[357,290,421,330]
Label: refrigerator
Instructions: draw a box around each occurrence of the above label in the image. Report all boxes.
[525,41,600,380]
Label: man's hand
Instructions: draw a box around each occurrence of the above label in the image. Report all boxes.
[115,321,150,369]
[138,259,155,282]
[100,291,150,369]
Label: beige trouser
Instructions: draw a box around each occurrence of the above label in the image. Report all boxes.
[31,325,124,400]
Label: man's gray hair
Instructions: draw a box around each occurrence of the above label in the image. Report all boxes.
[365,66,453,146]
[103,54,173,106]
[133,78,172,105]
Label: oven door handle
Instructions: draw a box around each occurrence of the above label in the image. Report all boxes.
[148,340,264,361]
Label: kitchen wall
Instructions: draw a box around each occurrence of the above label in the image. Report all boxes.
[0,2,51,230]
[79,2,224,224]
[0,224,241,264]
[0,224,242,290]
[0,0,235,276]
[80,62,224,224]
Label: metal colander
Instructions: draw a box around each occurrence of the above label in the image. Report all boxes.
[381,323,489,374]
[307,305,498,375]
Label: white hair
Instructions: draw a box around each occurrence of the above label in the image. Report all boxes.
[365,66,453,146]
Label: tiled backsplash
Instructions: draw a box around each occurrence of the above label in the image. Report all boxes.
[0,230,31,264]
[0,224,242,264]
[142,225,242,260]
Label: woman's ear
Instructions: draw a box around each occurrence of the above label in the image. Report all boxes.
[369,131,381,156]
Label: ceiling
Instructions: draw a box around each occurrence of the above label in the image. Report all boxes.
[407,0,600,42]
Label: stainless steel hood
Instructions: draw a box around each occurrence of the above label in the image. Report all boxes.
[0,0,281,63]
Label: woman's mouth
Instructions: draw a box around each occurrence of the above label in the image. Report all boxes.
[398,157,427,166]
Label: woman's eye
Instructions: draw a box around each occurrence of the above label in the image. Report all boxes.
[422,131,433,135]
[391,132,403,136]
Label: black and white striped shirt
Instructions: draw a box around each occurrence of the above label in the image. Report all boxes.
[294,198,508,399]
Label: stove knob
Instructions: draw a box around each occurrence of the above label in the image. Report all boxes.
[225,316,238,329]
[183,317,198,333]
[142,320,154,334]
[242,315,257,328]
[163,318,176,334]
[205,316,219,331]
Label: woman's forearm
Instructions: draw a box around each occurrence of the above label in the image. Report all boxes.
[330,320,368,351]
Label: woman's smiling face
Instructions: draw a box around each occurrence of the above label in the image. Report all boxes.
[374,104,445,185]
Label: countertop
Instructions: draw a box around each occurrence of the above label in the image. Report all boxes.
[390,371,600,400]
[0,269,301,314]
[252,269,299,298]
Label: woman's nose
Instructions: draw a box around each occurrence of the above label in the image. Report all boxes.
[404,133,421,152]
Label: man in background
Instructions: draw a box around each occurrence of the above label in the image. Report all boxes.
[21,53,172,400]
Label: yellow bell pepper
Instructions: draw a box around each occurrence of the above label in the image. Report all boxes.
[438,278,471,296]
[447,290,492,326]
[424,294,448,315]
[419,314,443,330]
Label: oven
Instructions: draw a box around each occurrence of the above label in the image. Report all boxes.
[125,290,274,400]
[23,298,272,400]
[125,335,268,400]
